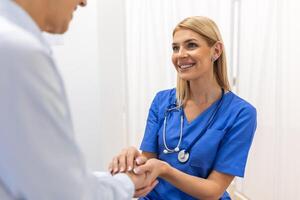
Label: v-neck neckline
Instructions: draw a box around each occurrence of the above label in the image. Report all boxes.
[182,91,230,125]
[183,100,218,125]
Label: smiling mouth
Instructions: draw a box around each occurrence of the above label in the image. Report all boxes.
[179,64,195,69]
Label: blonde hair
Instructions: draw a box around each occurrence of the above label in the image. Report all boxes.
[173,16,230,106]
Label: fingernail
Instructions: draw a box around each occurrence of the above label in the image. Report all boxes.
[113,168,118,173]
[133,168,139,174]
[120,167,124,172]
[136,158,141,165]
[127,166,132,171]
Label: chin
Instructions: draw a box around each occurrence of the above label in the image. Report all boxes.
[178,73,201,81]
[178,72,192,80]
[178,75,192,81]
[44,21,70,34]
[58,25,69,34]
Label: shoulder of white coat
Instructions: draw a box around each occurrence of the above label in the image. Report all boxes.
[0,17,59,93]
[0,17,48,66]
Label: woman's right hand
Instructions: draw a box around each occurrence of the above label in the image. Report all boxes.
[108,146,147,175]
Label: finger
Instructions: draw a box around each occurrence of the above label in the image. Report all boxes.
[133,163,150,175]
[126,150,135,172]
[135,156,147,166]
[134,180,159,198]
[108,162,113,174]
[127,147,141,171]
[112,156,119,174]
[118,153,127,173]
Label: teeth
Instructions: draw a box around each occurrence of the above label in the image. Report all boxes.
[180,64,194,69]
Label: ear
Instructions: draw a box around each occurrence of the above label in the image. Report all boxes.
[211,41,223,61]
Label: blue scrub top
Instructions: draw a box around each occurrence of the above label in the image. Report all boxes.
[139,89,257,200]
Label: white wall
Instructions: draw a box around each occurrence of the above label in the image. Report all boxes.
[50,0,127,171]
[235,0,300,199]
[96,0,128,170]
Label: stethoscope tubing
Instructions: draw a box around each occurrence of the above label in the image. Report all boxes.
[162,105,183,153]
[162,88,225,162]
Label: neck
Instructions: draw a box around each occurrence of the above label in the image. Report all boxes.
[14,0,45,31]
[188,77,221,105]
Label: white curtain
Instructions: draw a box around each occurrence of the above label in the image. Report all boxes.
[124,0,232,146]
[236,0,300,199]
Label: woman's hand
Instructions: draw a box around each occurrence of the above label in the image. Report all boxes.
[131,158,168,197]
[126,171,159,198]
[134,158,170,182]
[108,146,147,175]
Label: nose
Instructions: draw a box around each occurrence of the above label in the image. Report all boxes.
[79,0,87,7]
[178,48,188,58]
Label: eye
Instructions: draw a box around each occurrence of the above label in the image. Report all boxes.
[187,42,198,49]
[172,45,179,52]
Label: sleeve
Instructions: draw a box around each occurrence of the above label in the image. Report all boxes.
[140,92,161,153]
[91,172,134,199]
[0,38,133,200]
[213,105,257,177]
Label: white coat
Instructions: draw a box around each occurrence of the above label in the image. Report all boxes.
[0,0,134,199]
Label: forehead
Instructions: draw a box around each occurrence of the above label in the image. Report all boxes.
[173,29,205,44]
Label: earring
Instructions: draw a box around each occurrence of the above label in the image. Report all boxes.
[211,56,218,62]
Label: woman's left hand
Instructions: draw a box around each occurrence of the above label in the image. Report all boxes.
[133,158,169,184]
[133,178,159,197]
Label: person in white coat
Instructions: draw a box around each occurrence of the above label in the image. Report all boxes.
[0,0,157,199]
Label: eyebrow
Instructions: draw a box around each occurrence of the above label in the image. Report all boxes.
[172,39,198,46]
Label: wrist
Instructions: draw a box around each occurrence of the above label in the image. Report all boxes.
[159,160,170,178]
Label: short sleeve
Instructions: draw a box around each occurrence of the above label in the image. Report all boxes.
[213,106,257,177]
[140,93,161,153]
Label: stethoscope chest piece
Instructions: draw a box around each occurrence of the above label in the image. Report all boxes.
[178,149,189,163]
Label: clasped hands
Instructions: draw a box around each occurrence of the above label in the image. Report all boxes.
[108,147,168,197]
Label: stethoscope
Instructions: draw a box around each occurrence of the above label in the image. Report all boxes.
[162,88,225,163]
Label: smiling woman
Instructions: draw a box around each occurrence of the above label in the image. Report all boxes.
[109,16,257,200]
[172,16,230,108]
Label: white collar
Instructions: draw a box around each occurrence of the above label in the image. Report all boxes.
[0,0,52,54]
